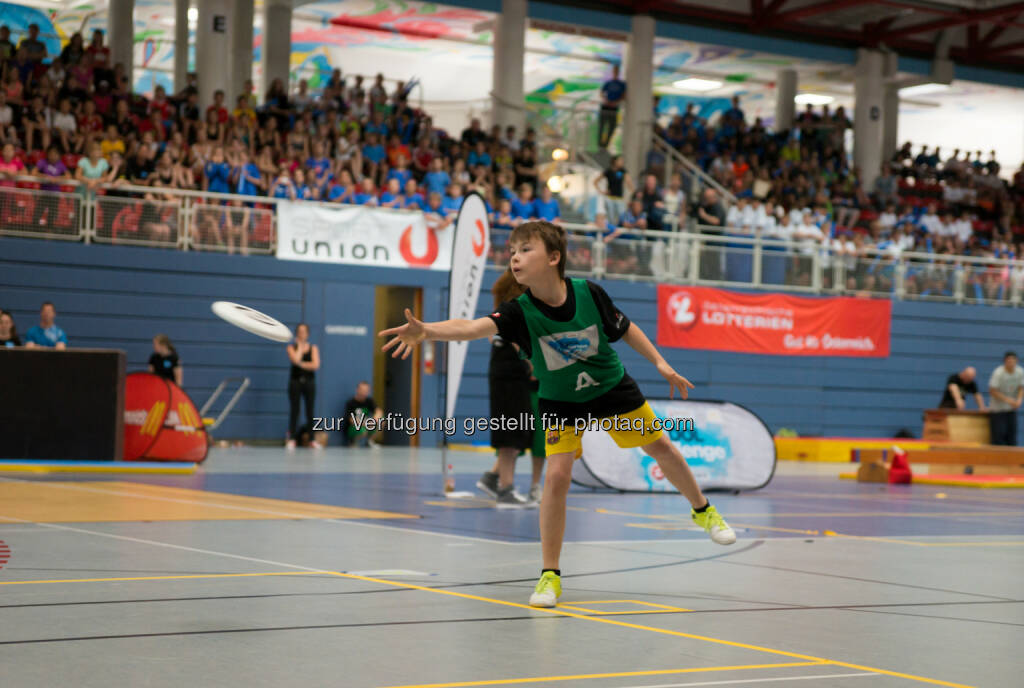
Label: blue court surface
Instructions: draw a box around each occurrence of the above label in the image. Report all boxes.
[0,446,1020,688]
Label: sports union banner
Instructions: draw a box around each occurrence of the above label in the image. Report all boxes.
[657,286,891,357]
[573,400,775,492]
[276,201,453,271]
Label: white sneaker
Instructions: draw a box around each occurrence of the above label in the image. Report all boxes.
[528,484,542,505]
[285,439,296,450]
[310,440,323,449]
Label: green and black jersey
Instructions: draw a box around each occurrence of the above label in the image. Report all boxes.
[488,278,646,422]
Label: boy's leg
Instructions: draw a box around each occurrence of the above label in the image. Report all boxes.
[495,446,518,490]
[539,450,575,569]
[641,434,705,507]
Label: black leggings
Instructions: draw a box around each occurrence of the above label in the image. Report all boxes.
[288,377,316,438]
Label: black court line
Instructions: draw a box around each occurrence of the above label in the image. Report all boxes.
[0,615,566,646]
[719,559,1018,602]
[842,606,1024,628]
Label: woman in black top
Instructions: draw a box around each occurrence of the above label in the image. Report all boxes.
[476,269,546,507]
[286,323,320,449]
[148,333,182,385]
[0,309,21,347]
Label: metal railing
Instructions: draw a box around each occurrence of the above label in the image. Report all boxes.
[3,182,1023,307]
[652,134,737,207]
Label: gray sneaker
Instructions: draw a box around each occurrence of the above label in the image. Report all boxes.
[528,484,542,505]
[495,486,528,509]
[476,471,499,498]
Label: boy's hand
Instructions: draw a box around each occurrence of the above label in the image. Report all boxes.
[379,308,425,359]
[657,362,694,399]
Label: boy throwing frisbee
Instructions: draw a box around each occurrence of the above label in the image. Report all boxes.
[380,221,735,608]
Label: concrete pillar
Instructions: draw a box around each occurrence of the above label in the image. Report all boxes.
[261,0,293,103]
[174,0,189,93]
[231,0,254,103]
[490,0,527,135]
[882,52,900,166]
[622,13,654,183]
[108,0,134,85]
[196,0,232,111]
[775,69,797,133]
[853,48,885,191]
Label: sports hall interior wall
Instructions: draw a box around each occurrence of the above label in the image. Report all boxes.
[4,237,1024,446]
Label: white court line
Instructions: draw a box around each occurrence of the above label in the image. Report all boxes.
[0,476,369,520]
[0,513,332,574]
[323,517,531,545]
[617,672,878,688]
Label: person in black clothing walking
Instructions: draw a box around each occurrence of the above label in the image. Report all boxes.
[286,323,320,449]
[148,334,182,386]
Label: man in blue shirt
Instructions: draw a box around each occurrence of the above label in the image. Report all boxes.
[532,185,561,223]
[25,302,68,350]
[599,64,626,149]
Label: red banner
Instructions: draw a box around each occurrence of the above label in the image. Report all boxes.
[124,373,209,462]
[657,286,891,357]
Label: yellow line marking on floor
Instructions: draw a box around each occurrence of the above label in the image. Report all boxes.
[596,507,1022,520]
[624,522,820,536]
[820,531,1024,547]
[0,478,418,522]
[377,662,828,688]
[327,571,974,688]
[555,598,692,615]
[0,571,329,586]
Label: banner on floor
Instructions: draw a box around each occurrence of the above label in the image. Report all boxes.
[276,201,453,271]
[573,400,775,492]
[656,285,891,357]
[124,373,209,462]
[446,193,490,419]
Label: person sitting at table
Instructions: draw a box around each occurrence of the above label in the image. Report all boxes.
[938,366,985,410]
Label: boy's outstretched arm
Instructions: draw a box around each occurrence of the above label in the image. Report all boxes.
[379,308,498,359]
[622,322,695,399]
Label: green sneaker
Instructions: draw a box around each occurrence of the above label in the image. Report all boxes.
[692,504,736,545]
[529,571,561,607]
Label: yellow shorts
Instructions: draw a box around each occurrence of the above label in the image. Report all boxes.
[543,402,664,459]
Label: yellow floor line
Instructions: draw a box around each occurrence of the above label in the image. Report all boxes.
[327,571,975,688]
[377,662,828,688]
[0,571,329,586]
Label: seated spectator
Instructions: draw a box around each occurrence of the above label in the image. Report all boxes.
[386,154,412,189]
[533,185,561,223]
[23,94,52,152]
[362,131,386,182]
[327,169,355,203]
[492,198,515,229]
[441,183,463,218]
[423,191,453,230]
[510,183,535,223]
[203,146,231,193]
[342,381,384,447]
[0,141,25,186]
[638,173,666,229]
[385,133,410,168]
[206,89,229,126]
[75,141,109,193]
[148,333,182,385]
[234,150,264,197]
[379,178,404,208]
[24,302,68,350]
[270,166,297,200]
[607,197,647,242]
[353,177,378,206]
[292,168,314,201]
[467,140,491,170]
[0,309,20,347]
[402,178,424,211]
[35,146,70,191]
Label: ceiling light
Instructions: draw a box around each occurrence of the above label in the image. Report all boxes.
[898,83,950,97]
[547,176,564,193]
[551,148,568,162]
[794,93,834,105]
[188,8,198,21]
[672,78,722,92]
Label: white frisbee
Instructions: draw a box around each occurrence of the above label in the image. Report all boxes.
[211,301,293,342]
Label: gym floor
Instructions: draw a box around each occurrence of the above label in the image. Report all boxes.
[0,447,1020,688]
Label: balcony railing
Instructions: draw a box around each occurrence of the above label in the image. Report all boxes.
[2,181,1021,306]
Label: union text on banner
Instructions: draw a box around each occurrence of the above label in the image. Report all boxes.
[446,194,490,418]
[657,286,891,357]
[275,201,452,271]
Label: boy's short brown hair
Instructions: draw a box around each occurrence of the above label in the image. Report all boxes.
[509,220,566,278]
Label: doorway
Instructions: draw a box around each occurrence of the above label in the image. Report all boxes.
[373,286,423,446]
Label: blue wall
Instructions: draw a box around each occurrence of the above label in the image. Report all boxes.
[5,236,1024,445]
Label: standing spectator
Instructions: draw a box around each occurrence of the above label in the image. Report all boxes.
[148,334,182,386]
[286,323,321,450]
[988,352,1024,446]
[598,63,625,149]
[694,188,726,280]
[0,309,20,347]
[0,26,14,65]
[595,155,632,226]
[938,366,984,410]
[24,302,68,350]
